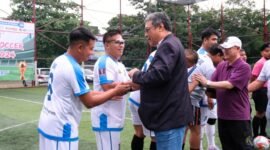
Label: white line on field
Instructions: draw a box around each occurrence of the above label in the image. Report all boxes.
[0,119,38,133]
[0,96,42,105]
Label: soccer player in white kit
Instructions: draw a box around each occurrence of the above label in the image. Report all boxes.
[37,27,130,150]
[129,49,157,150]
[91,29,130,150]
[197,28,219,150]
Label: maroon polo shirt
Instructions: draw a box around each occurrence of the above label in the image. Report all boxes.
[211,58,251,120]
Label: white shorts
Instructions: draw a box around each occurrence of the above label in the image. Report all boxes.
[39,134,78,150]
[208,103,217,119]
[129,102,155,137]
[94,131,120,150]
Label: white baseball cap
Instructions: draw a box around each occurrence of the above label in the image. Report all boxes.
[220,36,242,49]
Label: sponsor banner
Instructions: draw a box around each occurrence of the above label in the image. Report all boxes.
[0,19,35,81]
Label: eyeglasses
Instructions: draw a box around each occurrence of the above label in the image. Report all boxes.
[108,40,125,45]
[144,26,155,33]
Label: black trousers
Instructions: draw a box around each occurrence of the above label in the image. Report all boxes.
[218,118,253,150]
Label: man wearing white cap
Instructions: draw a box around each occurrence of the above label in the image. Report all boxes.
[194,36,253,149]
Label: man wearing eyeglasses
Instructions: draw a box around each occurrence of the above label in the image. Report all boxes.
[128,12,193,150]
[91,29,130,150]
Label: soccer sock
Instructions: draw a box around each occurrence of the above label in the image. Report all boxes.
[150,141,156,150]
[252,116,260,137]
[200,125,205,150]
[260,116,267,136]
[206,124,216,147]
[131,135,144,150]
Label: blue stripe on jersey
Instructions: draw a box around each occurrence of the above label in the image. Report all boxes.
[92,127,123,132]
[197,47,207,55]
[65,54,90,96]
[128,97,140,107]
[98,55,113,85]
[37,128,79,142]
[63,123,71,138]
[92,113,123,131]
[142,55,154,72]
[199,99,217,107]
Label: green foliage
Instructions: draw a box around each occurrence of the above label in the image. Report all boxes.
[111,0,269,66]
[8,0,98,67]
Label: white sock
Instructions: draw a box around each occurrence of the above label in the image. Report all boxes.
[200,125,206,150]
[206,124,216,147]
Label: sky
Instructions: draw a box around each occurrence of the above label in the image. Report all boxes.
[0,0,268,34]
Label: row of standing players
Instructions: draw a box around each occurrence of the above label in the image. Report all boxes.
[37,11,270,150]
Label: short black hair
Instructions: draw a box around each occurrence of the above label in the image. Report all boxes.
[209,44,224,56]
[185,49,198,65]
[201,27,219,41]
[145,12,172,32]
[260,42,270,52]
[103,29,122,44]
[69,27,96,46]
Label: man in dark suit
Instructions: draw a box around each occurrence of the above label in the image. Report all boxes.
[128,12,193,150]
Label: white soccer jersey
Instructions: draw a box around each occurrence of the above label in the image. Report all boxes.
[91,55,130,131]
[129,51,157,108]
[195,49,216,106]
[38,53,90,142]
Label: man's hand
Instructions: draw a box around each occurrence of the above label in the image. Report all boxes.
[128,68,140,78]
[194,73,208,87]
[125,80,140,91]
[113,82,131,96]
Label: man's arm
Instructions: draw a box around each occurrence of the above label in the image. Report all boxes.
[79,83,129,108]
[248,80,265,92]
[194,73,234,89]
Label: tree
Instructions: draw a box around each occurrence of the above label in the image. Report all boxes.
[125,0,268,64]
[8,0,98,67]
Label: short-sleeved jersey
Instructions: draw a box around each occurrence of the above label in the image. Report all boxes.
[193,48,216,106]
[252,57,268,87]
[187,66,204,107]
[257,60,270,99]
[91,55,130,131]
[38,53,90,142]
[129,51,157,107]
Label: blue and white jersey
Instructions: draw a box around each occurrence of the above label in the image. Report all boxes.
[38,53,90,142]
[196,48,217,107]
[129,50,157,108]
[91,55,130,131]
[188,66,204,107]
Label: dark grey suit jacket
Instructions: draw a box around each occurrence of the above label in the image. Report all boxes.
[133,34,193,131]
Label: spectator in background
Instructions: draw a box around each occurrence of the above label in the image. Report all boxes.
[37,27,129,150]
[248,59,270,139]
[250,43,270,138]
[240,49,247,62]
[91,29,130,150]
[195,36,253,149]
[128,12,193,150]
[18,61,27,87]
